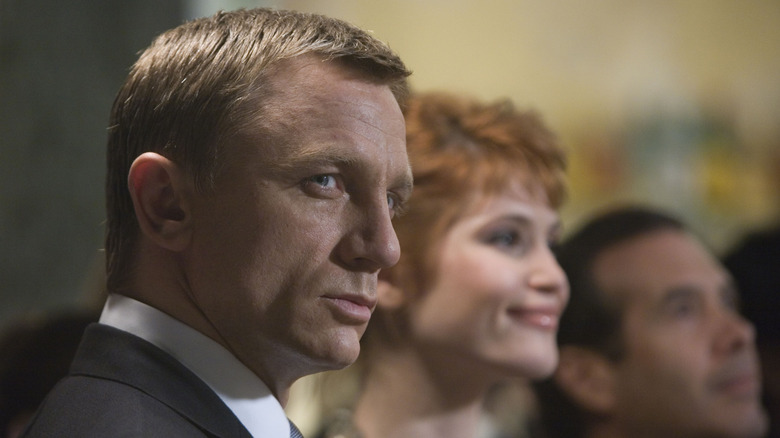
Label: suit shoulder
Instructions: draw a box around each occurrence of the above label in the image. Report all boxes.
[22,375,211,437]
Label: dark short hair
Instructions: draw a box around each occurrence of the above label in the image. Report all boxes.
[534,206,684,438]
[105,8,411,293]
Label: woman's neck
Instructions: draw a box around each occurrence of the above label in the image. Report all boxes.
[352,344,492,438]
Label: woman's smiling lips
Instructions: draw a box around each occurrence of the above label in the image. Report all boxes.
[507,306,561,330]
[322,293,377,324]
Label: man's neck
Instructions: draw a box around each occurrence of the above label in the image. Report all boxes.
[99,294,292,437]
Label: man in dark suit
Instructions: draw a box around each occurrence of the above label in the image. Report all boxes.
[23,8,412,437]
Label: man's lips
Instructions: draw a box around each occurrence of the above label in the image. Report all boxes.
[711,356,763,400]
[712,370,761,399]
[507,306,561,330]
[322,294,376,324]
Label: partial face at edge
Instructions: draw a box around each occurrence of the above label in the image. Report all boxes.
[406,188,569,382]
[185,57,412,384]
[594,230,768,438]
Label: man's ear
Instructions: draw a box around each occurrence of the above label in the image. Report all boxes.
[128,152,192,252]
[554,345,617,415]
[377,271,407,310]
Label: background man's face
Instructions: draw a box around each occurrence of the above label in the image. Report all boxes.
[185,57,412,386]
[593,229,768,438]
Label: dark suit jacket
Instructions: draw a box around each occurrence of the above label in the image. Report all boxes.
[21,323,253,437]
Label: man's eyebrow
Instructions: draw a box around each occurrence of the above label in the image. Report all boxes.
[719,280,742,310]
[393,164,414,193]
[659,281,740,310]
[664,286,696,297]
[272,143,359,171]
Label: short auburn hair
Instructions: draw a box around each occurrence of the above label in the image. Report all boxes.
[365,91,567,349]
[104,8,410,293]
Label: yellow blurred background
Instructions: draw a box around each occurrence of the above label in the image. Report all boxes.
[196,0,780,251]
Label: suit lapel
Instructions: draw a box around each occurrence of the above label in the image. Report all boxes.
[71,324,253,438]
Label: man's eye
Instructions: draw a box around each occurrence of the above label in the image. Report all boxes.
[301,174,343,199]
[672,302,696,317]
[309,174,337,188]
[721,289,741,312]
[387,193,409,219]
[667,298,701,319]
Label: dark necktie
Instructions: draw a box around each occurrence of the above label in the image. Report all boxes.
[289,419,304,438]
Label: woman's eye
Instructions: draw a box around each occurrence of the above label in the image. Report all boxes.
[487,230,520,248]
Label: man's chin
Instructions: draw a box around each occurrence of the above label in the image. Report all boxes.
[707,404,768,438]
[306,331,362,372]
[735,406,769,438]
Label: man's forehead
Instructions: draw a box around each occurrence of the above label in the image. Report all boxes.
[267,55,394,103]
[232,55,409,185]
[593,229,729,311]
[260,58,402,131]
[590,230,683,306]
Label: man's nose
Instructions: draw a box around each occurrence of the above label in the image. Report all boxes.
[336,197,401,272]
[715,308,757,356]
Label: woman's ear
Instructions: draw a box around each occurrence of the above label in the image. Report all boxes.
[128,152,192,252]
[554,345,618,415]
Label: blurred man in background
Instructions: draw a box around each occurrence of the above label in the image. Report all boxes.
[534,206,767,438]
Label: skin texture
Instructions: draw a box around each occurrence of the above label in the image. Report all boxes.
[593,229,768,438]
[129,56,412,403]
[408,189,569,382]
[354,187,568,438]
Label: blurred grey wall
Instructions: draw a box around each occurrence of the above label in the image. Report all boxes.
[0,1,184,324]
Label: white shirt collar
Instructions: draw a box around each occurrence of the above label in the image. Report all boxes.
[99,294,291,438]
